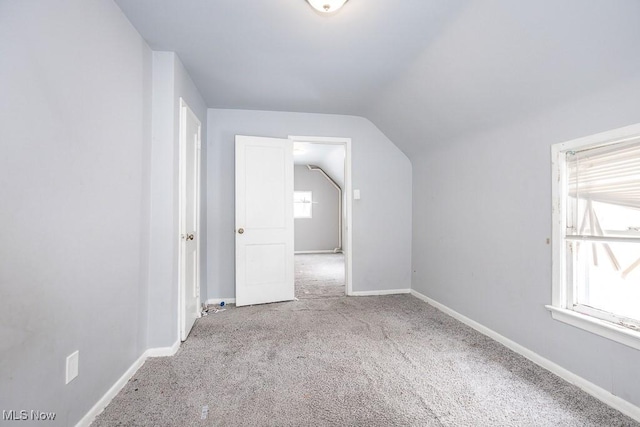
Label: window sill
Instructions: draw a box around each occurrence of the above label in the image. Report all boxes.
[545,305,640,351]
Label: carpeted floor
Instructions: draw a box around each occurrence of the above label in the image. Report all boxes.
[93,295,638,426]
[295,253,345,299]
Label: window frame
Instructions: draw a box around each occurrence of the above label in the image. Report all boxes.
[548,123,640,351]
[293,191,313,219]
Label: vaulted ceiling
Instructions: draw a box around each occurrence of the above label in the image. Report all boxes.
[115,0,640,156]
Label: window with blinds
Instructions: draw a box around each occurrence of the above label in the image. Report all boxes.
[566,139,640,326]
[551,128,640,337]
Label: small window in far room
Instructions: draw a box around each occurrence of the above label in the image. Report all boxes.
[294,191,313,219]
[549,124,640,350]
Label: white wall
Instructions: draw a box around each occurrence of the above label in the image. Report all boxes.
[0,1,152,425]
[412,76,640,407]
[147,52,208,348]
[0,2,209,423]
[207,109,412,299]
[294,165,340,252]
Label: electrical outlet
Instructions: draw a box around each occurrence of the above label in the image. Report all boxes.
[354,189,361,200]
[66,351,79,384]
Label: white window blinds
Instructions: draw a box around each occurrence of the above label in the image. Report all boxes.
[567,138,640,210]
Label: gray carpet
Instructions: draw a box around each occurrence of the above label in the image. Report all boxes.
[93,295,638,426]
[295,253,345,299]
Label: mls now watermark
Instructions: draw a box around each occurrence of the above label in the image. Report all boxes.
[3,410,56,421]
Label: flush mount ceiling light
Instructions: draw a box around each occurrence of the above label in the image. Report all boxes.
[306,0,349,14]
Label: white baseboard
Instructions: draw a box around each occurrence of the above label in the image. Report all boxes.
[350,289,411,297]
[410,289,640,423]
[145,340,180,358]
[294,250,341,254]
[75,340,182,427]
[75,353,147,427]
[206,298,236,305]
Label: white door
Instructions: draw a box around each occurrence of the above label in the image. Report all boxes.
[235,135,294,307]
[180,99,201,340]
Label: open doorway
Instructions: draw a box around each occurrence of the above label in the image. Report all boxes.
[234,135,352,307]
[289,137,350,299]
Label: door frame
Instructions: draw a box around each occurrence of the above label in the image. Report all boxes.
[178,97,201,341]
[288,136,353,296]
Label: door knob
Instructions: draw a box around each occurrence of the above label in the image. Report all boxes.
[186,234,194,241]
[238,228,244,234]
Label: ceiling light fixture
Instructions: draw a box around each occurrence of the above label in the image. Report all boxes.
[306,0,348,14]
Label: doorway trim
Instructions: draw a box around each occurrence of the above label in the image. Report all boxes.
[178,97,201,341]
[288,135,353,296]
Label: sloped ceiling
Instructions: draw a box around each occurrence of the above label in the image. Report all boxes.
[115,0,640,156]
[293,142,345,188]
